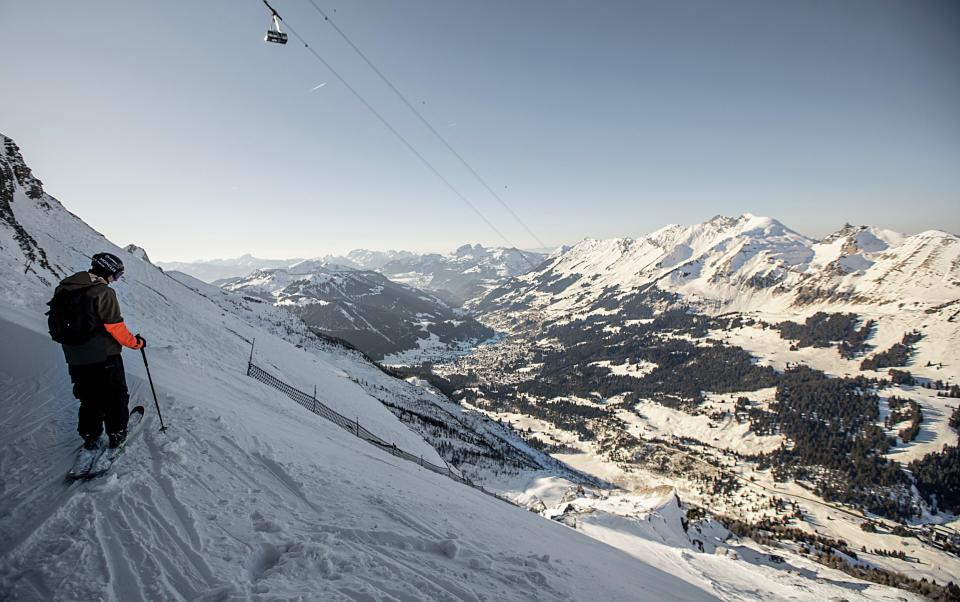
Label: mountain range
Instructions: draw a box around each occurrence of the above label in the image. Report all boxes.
[476,213,959,326]
[159,246,544,307]
[378,244,545,306]
[220,261,493,361]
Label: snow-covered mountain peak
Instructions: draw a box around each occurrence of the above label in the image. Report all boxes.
[705,214,802,242]
[706,214,740,228]
[821,224,903,249]
[478,213,959,322]
[1,135,46,203]
[286,258,353,275]
[912,229,957,241]
[1,134,64,285]
[736,213,796,236]
[454,243,484,257]
[808,224,906,277]
[123,244,152,264]
[548,214,810,281]
[334,248,416,269]
[559,236,632,258]
[647,223,682,237]
[646,214,808,259]
[379,245,547,306]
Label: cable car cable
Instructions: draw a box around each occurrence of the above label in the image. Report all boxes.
[264,5,521,251]
[301,0,548,257]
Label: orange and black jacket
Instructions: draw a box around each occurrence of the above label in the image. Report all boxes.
[54,271,143,366]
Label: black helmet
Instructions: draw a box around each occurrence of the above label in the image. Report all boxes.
[91,252,125,280]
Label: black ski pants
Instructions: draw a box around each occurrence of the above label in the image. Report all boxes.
[68,354,130,439]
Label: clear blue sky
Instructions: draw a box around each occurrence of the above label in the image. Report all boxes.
[2,0,958,261]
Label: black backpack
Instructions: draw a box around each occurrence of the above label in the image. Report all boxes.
[47,288,99,345]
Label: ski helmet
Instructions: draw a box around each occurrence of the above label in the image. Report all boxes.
[90,252,125,280]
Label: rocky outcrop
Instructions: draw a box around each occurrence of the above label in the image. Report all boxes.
[0,134,60,282]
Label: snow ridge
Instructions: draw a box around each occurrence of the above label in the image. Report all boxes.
[479,213,959,322]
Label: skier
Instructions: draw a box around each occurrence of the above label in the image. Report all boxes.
[48,252,146,450]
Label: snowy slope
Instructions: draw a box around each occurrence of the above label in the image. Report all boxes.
[0,135,929,600]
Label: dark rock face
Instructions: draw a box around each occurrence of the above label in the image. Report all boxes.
[124,244,153,265]
[0,134,61,282]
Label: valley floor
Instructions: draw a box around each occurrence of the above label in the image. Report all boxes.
[431,309,960,597]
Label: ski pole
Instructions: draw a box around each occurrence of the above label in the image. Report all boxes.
[140,347,168,432]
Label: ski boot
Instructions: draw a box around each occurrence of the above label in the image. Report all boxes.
[108,429,127,449]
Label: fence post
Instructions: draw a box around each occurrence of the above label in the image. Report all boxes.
[247,338,256,375]
[356,416,360,436]
[312,385,317,413]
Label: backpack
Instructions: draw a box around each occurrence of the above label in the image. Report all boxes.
[47,288,99,345]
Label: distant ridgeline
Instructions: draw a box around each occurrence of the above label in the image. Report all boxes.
[223,264,493,361]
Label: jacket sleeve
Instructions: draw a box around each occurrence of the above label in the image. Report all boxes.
[96,286,143,349]
[104,321,142,349]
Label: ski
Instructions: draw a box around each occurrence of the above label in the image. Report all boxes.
[66,442,108,480]
[71,406,146,480]
[84,405,146,479]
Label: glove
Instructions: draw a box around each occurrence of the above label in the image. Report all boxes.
[135,334,147,349]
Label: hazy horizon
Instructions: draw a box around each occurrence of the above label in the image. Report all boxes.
[3,0,958,262]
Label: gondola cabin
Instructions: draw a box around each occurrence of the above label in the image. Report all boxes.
[265,29,288,44]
